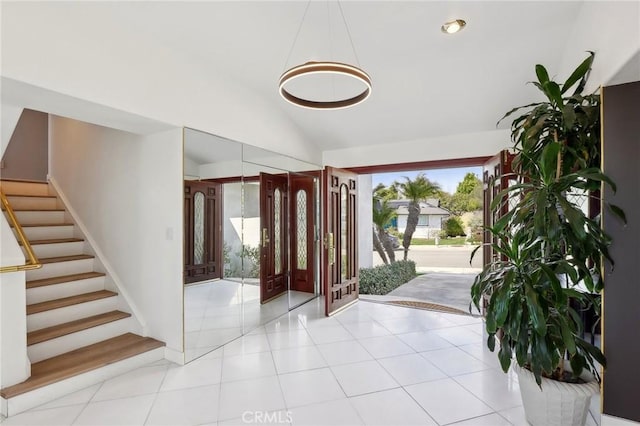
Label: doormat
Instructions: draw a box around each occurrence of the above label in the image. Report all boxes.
[385,300,474,316]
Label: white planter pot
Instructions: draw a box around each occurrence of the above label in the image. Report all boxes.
[514,362,600,426]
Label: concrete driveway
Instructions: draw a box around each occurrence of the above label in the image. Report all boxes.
[360,272,481,315]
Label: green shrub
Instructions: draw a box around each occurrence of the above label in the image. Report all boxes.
[442,216,466,237]
[359,260,416,295]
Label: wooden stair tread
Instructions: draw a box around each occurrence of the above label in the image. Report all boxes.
[27,290,117,315]
[21,238,84,246]
[19,223,74,228]
[27,272,106,289]
[0,178,48,184]
[39,254,94,264]
[5,194,57,199]
[28,311,131,345]
[10,208,65,212]
[0,333,165,398]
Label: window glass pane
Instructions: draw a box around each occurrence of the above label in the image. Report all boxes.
[340,184,348,282]
[274,188,282,274]
[296,190,307,269]
[417,215,428,226]
[194,192,205,265]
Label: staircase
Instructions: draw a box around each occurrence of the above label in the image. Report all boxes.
[0,179,165,416]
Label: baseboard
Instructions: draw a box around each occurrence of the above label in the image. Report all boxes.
[164,347,184,365]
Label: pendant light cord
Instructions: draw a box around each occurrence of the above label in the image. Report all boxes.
[282,0,312,73]
[337,1,361,67]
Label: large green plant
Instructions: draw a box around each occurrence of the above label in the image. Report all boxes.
[471,52,625,386]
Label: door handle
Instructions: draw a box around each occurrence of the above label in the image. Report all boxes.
[324,232,335,265]
[262,228,270,248]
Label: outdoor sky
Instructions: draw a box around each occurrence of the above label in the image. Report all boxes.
[371,166,483,195]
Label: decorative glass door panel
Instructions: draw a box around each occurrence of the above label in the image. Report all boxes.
[290,174,316,294]
[184,181,222,284]
[259,172,288,303]
[323,166,358,315]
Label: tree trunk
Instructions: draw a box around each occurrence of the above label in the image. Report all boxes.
[402,201,420,260]
[376,225,396,263]
[373,230,388,264]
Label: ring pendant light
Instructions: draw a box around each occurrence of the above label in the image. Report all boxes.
[278,1,372,110]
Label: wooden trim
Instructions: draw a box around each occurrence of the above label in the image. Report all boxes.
[345,156,492,174]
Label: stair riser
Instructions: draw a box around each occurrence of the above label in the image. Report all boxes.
[13,211,65,225]
[27,242,85,259]
[0,181,50,197]
[5,197,58,210]
[1,347,164,417]
[26,259,94,281]
[28,318,132,363]
[20,225,75,241]
[27,277,106,305]
[27,297,117,332]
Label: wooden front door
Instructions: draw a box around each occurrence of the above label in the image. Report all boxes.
[184,181,222,284]
[259,172,288,303]
[289,174,316,294]
[323,166,358,316]
[482,150,514,267]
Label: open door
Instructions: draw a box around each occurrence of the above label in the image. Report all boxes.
[259,172,288,303]
[323,166,358,316]
[482,150,514,267]
[184,181,223,284]
[289,174,316,294]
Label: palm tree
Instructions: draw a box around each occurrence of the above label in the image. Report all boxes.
[397,174,441,260]
[372,198,396,263]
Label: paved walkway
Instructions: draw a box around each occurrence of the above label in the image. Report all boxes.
[360,272,481,315]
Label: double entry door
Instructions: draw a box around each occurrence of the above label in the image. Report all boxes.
[259,172,316,303]
[259,166,359,316]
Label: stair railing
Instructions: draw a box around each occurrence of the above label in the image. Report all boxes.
[0,189,41,273]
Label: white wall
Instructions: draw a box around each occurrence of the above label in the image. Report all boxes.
[0,103,23,157]
[0,215,30,387]
[323,129,510,169]
[559,1,640,91]
[49,116,184,354]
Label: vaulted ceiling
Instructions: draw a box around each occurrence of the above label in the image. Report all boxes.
[2,1,636,158]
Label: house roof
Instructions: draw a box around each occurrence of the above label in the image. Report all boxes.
[396,203,450,216]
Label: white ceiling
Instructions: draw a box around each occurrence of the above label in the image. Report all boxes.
[94,0,583,152]
[1,1,607,154]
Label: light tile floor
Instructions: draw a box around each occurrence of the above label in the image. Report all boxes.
[1,298,600,426]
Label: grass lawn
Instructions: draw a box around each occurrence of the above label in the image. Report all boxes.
[410,237,470,246]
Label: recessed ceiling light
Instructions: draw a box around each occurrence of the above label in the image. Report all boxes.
[441,19,466,34]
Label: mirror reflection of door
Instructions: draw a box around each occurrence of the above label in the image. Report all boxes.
[323,166,358,316]
[482,150,514,268]
[184,181,223,284]
[289,174,316,294]
[259,172,288,303]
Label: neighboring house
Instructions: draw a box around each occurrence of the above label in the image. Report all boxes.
[393,199,450,239]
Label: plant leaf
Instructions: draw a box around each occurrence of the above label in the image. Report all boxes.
[561,51,595,95]
[536,64,550,85]
[525,284,547,336]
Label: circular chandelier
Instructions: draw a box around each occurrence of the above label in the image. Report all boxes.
[278,61,372,110]
[279,1,372,110]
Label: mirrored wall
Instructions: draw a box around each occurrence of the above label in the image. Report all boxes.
[183,128,320,362]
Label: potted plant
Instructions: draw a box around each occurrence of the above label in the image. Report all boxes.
[470,52,626,426]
